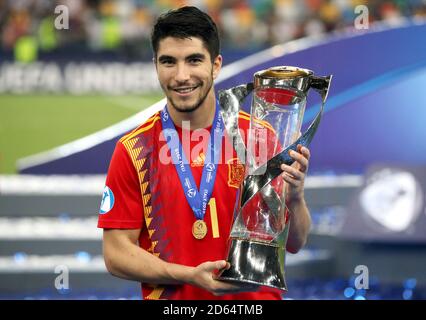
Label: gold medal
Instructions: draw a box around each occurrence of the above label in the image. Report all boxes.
[192,220,208,239]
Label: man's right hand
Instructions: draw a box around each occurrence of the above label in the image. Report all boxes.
[103,229,258,295]
[190,260,259,296]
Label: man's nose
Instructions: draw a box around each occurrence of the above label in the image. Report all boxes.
[174,63,190,82]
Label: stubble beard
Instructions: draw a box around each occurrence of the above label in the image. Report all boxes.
[167,76,214,114]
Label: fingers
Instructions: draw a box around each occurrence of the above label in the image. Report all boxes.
[202,260,228,273]
[198,260,258,296]
[290,145,310,173]
[298,144,311,160]
[279,145,310,196]
[281,170,299,186]
[281,146,310,175]
[280,163,303,180]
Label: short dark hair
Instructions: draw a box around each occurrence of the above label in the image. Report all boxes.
[151,6,220,62]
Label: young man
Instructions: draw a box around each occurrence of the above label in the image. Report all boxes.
[98,6,312,300]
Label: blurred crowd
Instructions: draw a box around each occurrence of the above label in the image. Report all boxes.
[1,0,426,61]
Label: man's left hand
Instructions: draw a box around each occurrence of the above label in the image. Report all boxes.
[280,144,310,202]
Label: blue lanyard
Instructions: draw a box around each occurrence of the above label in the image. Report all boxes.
[161,101,224,220]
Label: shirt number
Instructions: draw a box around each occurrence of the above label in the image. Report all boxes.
[209,198,220,238]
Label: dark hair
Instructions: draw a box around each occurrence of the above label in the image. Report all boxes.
[151,6,220,62]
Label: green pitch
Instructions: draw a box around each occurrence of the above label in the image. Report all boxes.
[0,93,163,174]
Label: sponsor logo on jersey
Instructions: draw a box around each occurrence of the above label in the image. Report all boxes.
[191,152,205,167]
[99,186,115,214]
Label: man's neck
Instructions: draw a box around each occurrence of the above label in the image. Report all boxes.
[167,94,216,130]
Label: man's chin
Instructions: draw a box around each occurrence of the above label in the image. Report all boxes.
[171,101,202,113]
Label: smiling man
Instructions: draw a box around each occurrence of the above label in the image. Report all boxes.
[98,6,312,300]
[156,35,220,130]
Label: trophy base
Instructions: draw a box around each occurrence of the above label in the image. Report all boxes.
[217,238,287,291]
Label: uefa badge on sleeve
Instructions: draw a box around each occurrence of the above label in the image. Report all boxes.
[99,186,115,214]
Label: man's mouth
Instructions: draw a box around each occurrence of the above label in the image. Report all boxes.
[173,85,199,94]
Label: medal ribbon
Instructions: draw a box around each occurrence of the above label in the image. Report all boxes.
[161,101,224,220]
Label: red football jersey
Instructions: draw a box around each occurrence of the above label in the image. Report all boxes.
[98,109,284,300]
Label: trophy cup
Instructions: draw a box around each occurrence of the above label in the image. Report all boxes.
[217,66,332,290]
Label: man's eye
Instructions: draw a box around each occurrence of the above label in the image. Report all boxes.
[189,58,202,64]
[160,60,174,65]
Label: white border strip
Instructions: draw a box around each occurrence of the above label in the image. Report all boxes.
[0,174,362,194]
[0,255,107,273]
[0,248,329,273]
[0,174,106,195]
[0,217,101,240]
[305,175,363,189]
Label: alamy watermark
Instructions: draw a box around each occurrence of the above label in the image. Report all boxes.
[54,265,69,292]
[54,5,69,30]
[354,5,369,30]
[157,122,273,175]
[354,264,369,289]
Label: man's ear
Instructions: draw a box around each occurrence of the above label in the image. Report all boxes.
[152,57,157,71]
[212,54,222,80]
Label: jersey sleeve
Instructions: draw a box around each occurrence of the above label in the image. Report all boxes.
[97,141,144,229]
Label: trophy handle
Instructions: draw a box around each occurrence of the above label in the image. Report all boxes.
[310,75,332,103]
[218,83,254,114]
[240,75,333,208]
[218,83,253,163]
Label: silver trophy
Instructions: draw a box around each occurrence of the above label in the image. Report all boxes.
[217,66,332,291]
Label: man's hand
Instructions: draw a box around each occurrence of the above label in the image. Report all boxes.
[279,144,312,253]
[280,144,310,203]
[190,260,258,296]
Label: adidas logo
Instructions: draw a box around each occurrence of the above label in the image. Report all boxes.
[191,152,205,167]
